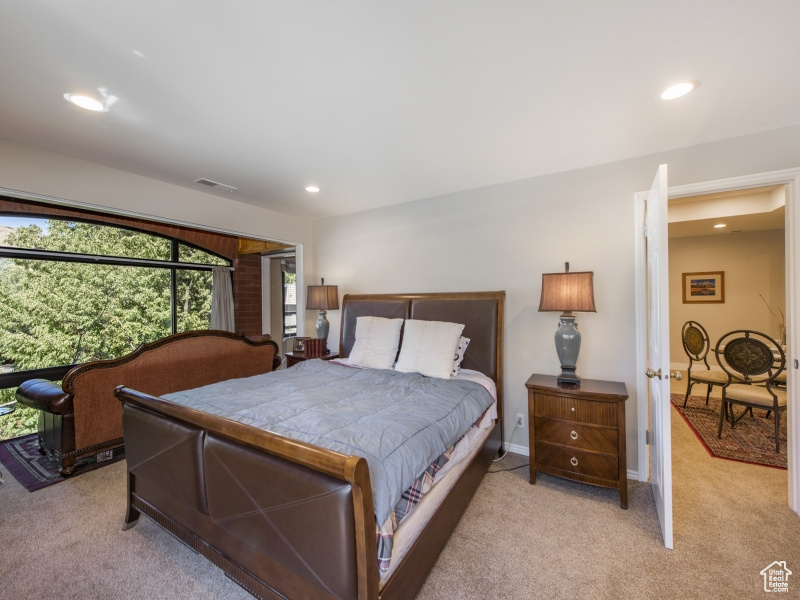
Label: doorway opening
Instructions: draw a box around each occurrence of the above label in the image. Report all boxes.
[634,167,800,546]
[668,185,787,469]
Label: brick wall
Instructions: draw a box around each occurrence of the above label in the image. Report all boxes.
[233,253,263,336]
[0,196,237,259]
[1,196,262,333]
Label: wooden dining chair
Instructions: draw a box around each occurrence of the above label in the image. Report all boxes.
[681,321,728,407]
[714,330,787,453]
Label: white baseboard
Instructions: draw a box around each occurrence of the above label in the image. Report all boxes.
[504,441,529,456]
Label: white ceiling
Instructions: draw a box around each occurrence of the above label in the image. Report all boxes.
[668,186,786,238]
[1,1,800,220]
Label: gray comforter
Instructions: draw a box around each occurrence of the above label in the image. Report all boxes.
[162,359,493,524]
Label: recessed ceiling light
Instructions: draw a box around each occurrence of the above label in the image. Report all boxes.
[660,82,695,100]
[305,186,320,193]
[63,93,106,112]
[714,223,726,229]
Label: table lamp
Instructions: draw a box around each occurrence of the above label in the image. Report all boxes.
[538,263,596,386]
[306,278,339,340]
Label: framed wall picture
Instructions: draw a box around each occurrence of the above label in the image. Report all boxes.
[682,271,725,303]
[292,337,311,352]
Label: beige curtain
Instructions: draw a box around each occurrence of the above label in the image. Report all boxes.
[210,266,235,332]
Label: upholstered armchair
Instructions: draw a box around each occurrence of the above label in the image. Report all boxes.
[17,330,279,476]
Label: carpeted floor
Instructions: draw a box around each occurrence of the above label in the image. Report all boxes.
[0,406,797,599]
[671,393,787,468]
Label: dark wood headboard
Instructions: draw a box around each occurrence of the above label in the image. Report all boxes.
[339,291,505,436]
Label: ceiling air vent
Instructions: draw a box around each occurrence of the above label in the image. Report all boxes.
[194,178,237,193]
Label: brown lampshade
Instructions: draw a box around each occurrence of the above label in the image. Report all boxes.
[538,270,596,314]
[306,285,339,311]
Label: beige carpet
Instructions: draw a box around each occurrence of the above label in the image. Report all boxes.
[1,408,798,599]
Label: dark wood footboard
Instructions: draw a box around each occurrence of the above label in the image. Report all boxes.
[117,385,378,600]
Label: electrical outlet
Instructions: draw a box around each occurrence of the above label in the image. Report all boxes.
[516,413,524,427]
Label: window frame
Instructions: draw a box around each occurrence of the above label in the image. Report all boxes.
[0,214,231,388]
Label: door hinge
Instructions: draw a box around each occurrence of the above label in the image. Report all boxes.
[646,430,651,445]
[643,224,648,238]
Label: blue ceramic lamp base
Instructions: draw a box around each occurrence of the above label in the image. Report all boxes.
[555,313,581,386]
[315,310,330,340]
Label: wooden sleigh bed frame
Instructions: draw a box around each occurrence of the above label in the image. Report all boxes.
[115,291,504,600]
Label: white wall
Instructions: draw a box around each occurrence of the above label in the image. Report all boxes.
[310,124,800,472]
[669,230,785,367]
[0,137,312,246]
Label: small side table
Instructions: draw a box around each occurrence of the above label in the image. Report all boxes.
[285,351,339,368]
[526,373,629,508]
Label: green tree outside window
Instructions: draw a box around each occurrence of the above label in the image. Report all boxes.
[0,219,229,439]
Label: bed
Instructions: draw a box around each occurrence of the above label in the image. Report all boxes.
[115,291,504,600]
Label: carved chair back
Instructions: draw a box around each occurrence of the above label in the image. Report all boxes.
[714,329,785,389]
[682,320,713,372]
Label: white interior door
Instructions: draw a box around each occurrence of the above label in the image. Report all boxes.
[645,164,674,549]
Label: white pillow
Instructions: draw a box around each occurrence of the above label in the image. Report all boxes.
[451,336,471,377]
[348,316,404,369]
[395,319,465,379]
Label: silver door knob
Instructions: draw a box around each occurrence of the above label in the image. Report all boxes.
[645,368,683,380]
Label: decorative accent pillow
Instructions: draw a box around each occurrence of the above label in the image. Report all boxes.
[451,336,471,376]
[395,319,465,379]
[348,316,404,369]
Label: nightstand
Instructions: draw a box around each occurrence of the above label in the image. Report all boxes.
[285,351,339,368]
[526,373,629,508]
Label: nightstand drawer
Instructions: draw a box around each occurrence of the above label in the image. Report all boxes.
[535,441,618,480]
[534,393,617,426]
[534,417,618,454]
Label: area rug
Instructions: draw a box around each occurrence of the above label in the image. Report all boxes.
[671,394,786,469]
[0,434,125,491]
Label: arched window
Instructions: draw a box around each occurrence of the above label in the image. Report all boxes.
[0,215,231,421]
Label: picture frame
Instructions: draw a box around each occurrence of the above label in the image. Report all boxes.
[682,271,725,304]
[292,336,311,352]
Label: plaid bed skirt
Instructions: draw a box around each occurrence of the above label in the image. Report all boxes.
[376,446,454,575]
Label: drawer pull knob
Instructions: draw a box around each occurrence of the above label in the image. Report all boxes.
[570,457,578,467]
[571,407,575,412]
[570,430,578,440]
